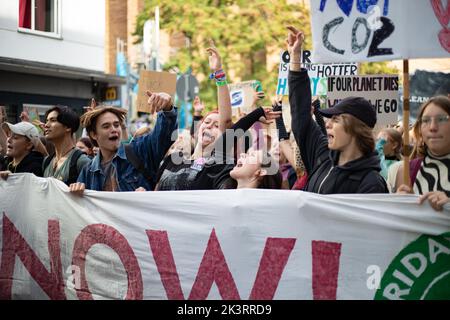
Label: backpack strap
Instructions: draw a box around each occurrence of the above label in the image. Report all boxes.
[124,144,153,182]
[66,149,85,185]
[409,157,423,186]
[43,153,55,173]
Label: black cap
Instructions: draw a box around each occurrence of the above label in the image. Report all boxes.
[318,97,377,128]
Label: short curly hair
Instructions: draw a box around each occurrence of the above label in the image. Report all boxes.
[80,107,127,147]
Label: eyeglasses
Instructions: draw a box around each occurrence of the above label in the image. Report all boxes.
[420,115,450,127]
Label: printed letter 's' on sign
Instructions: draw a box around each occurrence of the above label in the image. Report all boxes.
[311,0,450,63]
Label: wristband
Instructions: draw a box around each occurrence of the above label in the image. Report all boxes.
[216,80,228,87]
[209,69,226,81]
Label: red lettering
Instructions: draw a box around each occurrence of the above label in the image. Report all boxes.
[0,213,65,300]
[149,229,296,300]
[312,240,342,300]
[148,228,240,300]
[72,224,143,300]
[147,230,184,300]
[431,0,450,52]
[188,228,240,300]
[249,238,296,299]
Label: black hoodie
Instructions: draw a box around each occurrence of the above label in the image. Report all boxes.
[288,69,388,194]
[2,151,44,177]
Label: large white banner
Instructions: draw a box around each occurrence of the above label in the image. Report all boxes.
[311,0,450,63]
[1,174,449,300]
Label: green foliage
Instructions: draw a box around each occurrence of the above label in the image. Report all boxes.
[359,62,399,75]
[135,0,310,111]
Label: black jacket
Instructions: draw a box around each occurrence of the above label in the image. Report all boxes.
[288,69,388,194]
[1,151,44,177]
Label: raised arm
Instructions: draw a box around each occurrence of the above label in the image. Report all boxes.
[207,45,232,132]
[287,26,329,174]
[191,96,204,138]
[272,99,297,169]
[215,107,280,163]
[132,92,178,177]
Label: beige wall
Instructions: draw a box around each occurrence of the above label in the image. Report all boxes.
[127,0,145,71]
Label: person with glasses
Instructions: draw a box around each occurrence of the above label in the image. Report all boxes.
[397,96,450,211]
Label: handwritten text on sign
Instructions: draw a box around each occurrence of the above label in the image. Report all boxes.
[277,50,357,96]
[327,75,399,126]
[311,0,450,63]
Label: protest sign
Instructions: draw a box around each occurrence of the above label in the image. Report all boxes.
[136,71,177,113]
[277,50,357,96]
[399,70,450,123]
[311,0,450,63]
[23,105,43,133]
[1,173,449,300]
[327,75,399,126]
[228,80,259,114]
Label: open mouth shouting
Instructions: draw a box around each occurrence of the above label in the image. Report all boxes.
[109,135,120,142]
[202,131,215,143]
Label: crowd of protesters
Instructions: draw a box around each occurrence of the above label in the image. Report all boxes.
[0,28,449,213]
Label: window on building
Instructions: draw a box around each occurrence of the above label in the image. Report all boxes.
[18,0,61,38]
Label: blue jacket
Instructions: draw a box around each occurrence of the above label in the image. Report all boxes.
[77,108,178,191]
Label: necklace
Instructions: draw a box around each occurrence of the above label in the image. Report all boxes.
[53,147,75,171]
[7,161,17,173]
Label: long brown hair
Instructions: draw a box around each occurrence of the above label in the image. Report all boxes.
[340,114,375,157]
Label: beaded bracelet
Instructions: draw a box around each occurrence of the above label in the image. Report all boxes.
[209,69,226,81]
[216,80,228,87]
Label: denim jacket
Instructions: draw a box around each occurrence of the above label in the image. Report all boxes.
[77,108,178,191]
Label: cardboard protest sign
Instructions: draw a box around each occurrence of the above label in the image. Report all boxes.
[1,173,450,300]
[327,75,399,126]
[136,71,177,113]
[277,50,357,96]
[311,0,450,63]
[228,80,259,115]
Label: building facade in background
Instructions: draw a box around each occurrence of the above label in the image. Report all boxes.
[0,0,125,128]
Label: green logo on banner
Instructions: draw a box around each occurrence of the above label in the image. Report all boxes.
[375,233,450,300]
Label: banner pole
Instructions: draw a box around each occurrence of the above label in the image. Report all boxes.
[402,59,411,187]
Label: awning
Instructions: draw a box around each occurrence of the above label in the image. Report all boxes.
[0,57,126,85]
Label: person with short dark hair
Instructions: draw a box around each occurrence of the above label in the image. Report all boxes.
[43,105,91,185]
[286,26,387,194]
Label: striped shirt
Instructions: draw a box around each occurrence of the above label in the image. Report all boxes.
[413,153,450,196]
